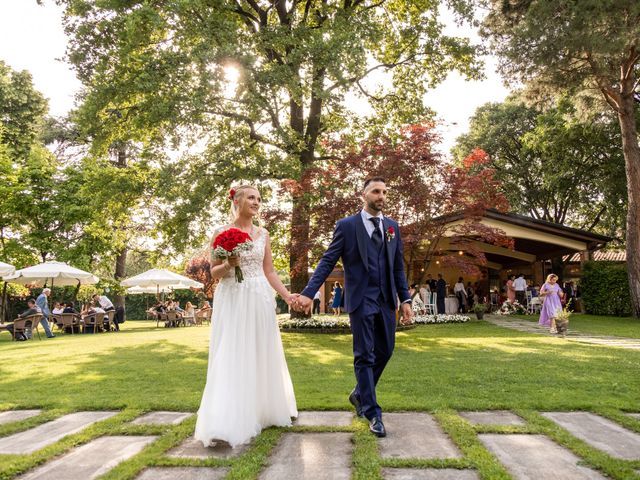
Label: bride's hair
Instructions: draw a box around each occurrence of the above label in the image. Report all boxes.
[229,184,260,223]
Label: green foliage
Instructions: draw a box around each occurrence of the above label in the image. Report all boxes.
[58,0,483,263]
[580,262,632,316]
[0,61,47,160]
[453,95,627,239]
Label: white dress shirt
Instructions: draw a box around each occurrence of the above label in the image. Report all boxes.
[97,295,114,310]
[513,277,527,291]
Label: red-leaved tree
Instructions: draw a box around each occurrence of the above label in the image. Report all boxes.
[185,252,216,300]
[265,124,512,312]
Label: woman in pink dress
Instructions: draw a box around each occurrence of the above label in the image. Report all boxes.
[506,275,516,303]
[538,274,564,333]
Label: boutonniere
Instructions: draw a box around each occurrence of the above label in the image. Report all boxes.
[386,226,395,242]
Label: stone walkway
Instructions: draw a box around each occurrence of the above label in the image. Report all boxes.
[0,409,638,479]
[484,315,640,349]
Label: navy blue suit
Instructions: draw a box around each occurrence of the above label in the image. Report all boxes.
[301,212,410,419]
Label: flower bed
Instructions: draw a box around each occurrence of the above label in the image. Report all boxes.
[278,315,352,334]
[413,314,470,324]
[495,300,527,315]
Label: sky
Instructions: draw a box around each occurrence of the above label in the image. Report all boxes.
[0,0,511,154]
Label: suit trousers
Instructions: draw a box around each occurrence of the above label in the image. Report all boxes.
[349,296,395,420]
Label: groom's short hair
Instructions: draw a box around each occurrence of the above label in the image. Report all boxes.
[363,177,386,189]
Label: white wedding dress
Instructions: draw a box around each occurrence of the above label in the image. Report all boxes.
[194,226,298,447]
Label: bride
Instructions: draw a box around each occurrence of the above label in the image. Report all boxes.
[194,184,298,448]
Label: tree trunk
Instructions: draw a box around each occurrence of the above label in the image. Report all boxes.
[113,143,128,310]
[114,247,127,309]
[289,167,312,319]
[617,90,640,318]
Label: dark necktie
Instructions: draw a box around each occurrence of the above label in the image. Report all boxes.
[369,217,383,249]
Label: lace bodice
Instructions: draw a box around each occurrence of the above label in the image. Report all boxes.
[215,225,267,280]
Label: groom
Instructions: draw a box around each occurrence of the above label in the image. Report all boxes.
[294,177,412,437]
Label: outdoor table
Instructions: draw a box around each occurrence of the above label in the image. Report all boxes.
[444,296,459,314]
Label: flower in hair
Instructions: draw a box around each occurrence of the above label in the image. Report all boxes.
[229,188,236,200]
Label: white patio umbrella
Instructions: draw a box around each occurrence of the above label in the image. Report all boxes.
[0,261,15,277]
[120,268,203,297]
[3,261,99,287]
[126,285,182,294]
[0,262,15,321]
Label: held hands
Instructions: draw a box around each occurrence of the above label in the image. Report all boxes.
[400,302,413,325]
[290,294,313,314]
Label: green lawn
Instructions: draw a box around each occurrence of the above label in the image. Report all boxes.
[1,319,639,479]
[513,313,640,338]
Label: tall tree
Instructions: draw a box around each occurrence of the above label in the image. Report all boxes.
[480,0,640,316]
[453,96,627,241]
[57,0,482,298]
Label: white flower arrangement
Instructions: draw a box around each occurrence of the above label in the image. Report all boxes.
[495,300,527,316]
[278,316,351,330]
[413,314,470,324]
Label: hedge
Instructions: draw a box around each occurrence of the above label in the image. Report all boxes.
[580,261,631,316]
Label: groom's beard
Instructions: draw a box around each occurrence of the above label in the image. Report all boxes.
[367,199,384,212]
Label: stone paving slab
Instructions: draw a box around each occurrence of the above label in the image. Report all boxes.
[627,413,640,420]
[131,411,192,425]
[542,412,640,460]
[167,436,249,459]
[0,411,118,454]
[382,468,480,479]
[293,411,353,427]
[19,435,157,480]
[484,316,640,350]
[136,467,229,480]
[479,434,606,479]
[259,432,352,480]
[0,410,42,425]
[459,411,525,426]
[379,413,462,459]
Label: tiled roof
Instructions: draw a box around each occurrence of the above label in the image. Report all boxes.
[565,250,626,262]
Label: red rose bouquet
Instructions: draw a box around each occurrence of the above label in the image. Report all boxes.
[212,228,254,282]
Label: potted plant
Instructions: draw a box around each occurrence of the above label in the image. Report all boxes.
[472,303,487,320]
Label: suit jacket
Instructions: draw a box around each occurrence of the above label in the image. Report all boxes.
[36,294,50,317]
[301,212,411,313]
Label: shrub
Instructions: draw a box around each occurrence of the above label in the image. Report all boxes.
[580,261,631,316]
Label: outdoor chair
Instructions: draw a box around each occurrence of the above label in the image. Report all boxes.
[195,309,211,326]
[82,313,105,333]
[156,312,167,328]
[11,314,43,341]
[105,310,116,331]
[526,291,541,315]
[489,292,499,312]
[166,311,179,327]
[425,292,437,315]
[58,313,81,334]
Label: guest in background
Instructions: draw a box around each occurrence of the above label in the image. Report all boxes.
[63,302,79,314]
[426,274,437,292]
[35,288,55,339]
[419,283,430,304]
[564,281,576,308]
[184,301,196,325]
[539,274,564,333]
[506,275,516,303]
[436,274,446,314]
[330,281,343,316]
[312,290,321,315]
[454,277,467,313]
[513,273,527,305]
[1,299,41,340]
[466,282,475,310]
[92,293,115,312]
[52,302,64,315]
